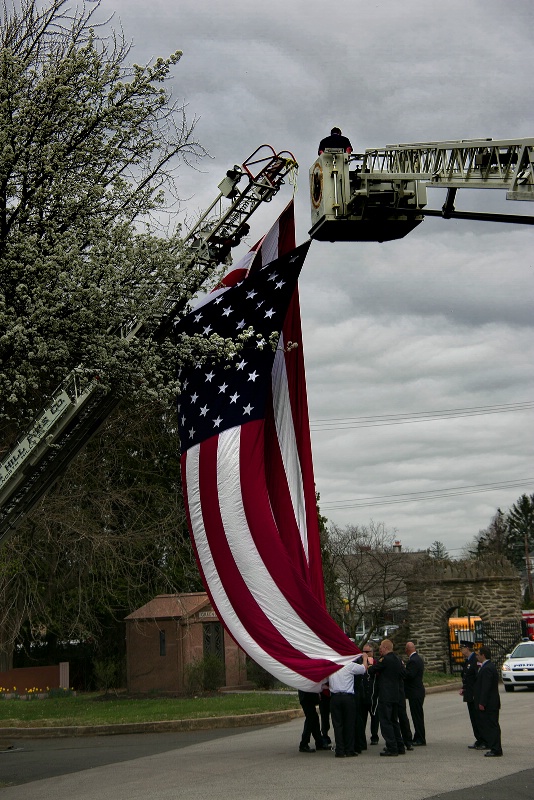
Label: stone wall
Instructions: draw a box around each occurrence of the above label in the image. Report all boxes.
[405,557,522,672]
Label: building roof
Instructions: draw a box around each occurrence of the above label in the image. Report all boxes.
[125,592,210,621]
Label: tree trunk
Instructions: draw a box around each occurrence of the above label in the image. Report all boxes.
[0,644,14,673]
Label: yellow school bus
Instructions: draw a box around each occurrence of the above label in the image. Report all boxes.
[448,616,482,665]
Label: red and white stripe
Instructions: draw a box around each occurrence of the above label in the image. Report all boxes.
[182,202,358,690]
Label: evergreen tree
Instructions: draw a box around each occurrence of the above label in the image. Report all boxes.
[466,508,508,559]
[427,540,450,560]
[505,493,534,571]
[464,495,534,574]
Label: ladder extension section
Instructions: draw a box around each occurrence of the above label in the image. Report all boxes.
[360,138,534,199]
[309,137,534,242]
[0,146,297,543]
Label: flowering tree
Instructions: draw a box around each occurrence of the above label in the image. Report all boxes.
[0,0,219,672]
[0,0,207,439]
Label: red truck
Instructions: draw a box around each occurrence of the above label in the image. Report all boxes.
[522,610,534,640]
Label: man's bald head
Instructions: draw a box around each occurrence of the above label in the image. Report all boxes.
[379,639,394,655]
[405,641,416,655]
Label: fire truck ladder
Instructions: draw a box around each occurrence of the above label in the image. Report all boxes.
[309,137,534,242]
[0,145,297,544]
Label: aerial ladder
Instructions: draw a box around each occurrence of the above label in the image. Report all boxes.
[309,137,534,242]
[0,145,297,544]
[2,137,533,544]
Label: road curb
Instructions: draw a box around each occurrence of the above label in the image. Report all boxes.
[426,681,462,694]
[0,708,304,739]
[0,683,461,738]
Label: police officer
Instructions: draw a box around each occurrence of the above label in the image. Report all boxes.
[460,640,486,749]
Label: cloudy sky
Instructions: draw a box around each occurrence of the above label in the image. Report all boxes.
[108,0,533,556]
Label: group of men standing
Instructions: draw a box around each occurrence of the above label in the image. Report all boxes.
[298,636,504,760]
[366,639,426,757]
[298,638,426,758]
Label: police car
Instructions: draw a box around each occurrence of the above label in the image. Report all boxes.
[501,640,534,692]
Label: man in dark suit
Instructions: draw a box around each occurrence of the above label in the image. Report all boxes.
[297,690,328,752]
[460,640,487,749]
[473,646,503,757]
[368,639,406,756]
[398,669,414,750]
[404,641,426,745]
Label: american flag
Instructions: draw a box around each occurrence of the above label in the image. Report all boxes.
[177,203,358,690]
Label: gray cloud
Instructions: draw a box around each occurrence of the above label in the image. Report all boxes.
[109,0,533,553]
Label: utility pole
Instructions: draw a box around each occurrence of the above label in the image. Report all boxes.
[525,533,534,601]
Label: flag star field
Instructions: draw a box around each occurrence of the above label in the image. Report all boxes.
[177,243,310,453]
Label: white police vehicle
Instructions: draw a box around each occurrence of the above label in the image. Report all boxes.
[501,640,534,692]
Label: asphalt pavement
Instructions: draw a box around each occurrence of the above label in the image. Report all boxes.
[1,687,533,800]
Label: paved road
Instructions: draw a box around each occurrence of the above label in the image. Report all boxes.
[0,727,265,788]
[1,687,533,799]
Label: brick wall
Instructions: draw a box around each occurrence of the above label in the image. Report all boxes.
[0,662,69,693]
[126,617,247,693]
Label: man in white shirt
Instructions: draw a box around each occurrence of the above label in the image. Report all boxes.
[328,652,368,758]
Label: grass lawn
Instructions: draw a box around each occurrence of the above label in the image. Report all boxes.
[424,671,460,688]
[0,692,301,728]
[0,672,459,728]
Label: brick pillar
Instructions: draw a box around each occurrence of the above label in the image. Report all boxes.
[59,661,70,689]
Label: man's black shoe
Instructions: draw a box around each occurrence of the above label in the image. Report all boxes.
[315,744,330,751]
[411,741,426,746]
[469,743,488,750]
[335,752,346,758]
[347,752,358,757]
[299,744,315,753]
[380,750,398,757]
[484,750,503,757]
[405,744,414,751]
[370,738,379,745]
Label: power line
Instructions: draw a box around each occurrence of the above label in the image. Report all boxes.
[310,401,534,432]
[320,478,534,510]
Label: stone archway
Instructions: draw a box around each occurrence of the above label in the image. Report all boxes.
[405,556,522,672]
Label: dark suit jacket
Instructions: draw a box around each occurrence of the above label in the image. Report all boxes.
[473,660,501,711]
[404,652,425,700]
[318,133,352,154]
[461,652,478,703]
[369,651,406,704]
